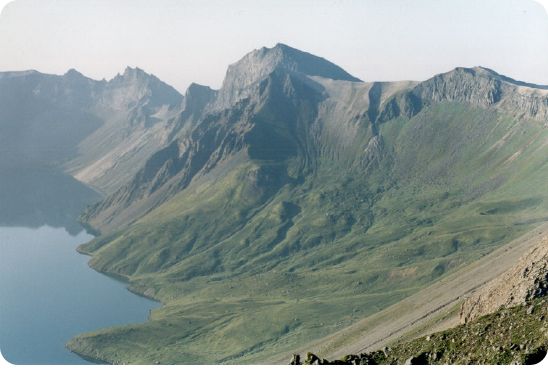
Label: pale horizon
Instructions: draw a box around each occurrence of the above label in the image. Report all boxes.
[1,0,547,93]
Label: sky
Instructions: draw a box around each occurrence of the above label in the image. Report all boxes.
[0,0,547,93]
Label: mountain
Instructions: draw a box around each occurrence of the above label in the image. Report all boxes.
[81,44,366,231]
[65,67,184,193]
[215,43,361,109]
[65,44,548,364]
[0,67,183,186]
[0,69,101,168]
[83,63,548,232]
[0,67,186,230]
[412,66,548,123]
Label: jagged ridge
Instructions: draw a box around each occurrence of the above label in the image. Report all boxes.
[68,45,548,365]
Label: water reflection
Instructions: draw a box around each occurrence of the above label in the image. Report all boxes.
[0,166,101,235]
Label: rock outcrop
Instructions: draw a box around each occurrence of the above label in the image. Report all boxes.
[460,235,548,324]
[215,43,361,109]
[413,67,548,124]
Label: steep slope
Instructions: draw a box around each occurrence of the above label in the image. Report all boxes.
[0,67,189,229]
[411,66,548,123]
[68,45,548,364]
[215,43,361,110]
[0,67,183,195]
[460,235,548,323]
[82,44,362,231]
[167,83,217,141]
[84,63,548,232]
[294,231,548,365]
[65,67,184,193]
[294,296,548,365]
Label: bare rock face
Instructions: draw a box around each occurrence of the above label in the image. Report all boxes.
[215,43,361,109]
[412,67,548,124]
[76,45,548,233]
[460,235,548,324]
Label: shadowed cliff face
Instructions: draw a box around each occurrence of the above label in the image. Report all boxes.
[82,68,326,231]
[83,47,548,234]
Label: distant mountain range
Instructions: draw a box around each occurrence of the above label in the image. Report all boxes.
[0,66,182,192]
[1,43,547,363]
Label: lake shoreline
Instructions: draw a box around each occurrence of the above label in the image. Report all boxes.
[0,225,159,364]
[76,243,162,304]
[66,239,164,364]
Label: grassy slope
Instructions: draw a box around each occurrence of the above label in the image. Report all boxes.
[297,295,548,365]
[67,103,548,364]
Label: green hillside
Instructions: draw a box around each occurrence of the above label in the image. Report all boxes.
[64,45,548,364]
[68,99,548,363]
[294,295,548,365]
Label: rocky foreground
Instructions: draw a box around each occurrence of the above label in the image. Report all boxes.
[460,236,548,323]
[292,296,547,365]
[292,234,548,365]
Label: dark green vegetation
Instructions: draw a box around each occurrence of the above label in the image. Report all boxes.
[64,45,548,364]
[294,296,548,365]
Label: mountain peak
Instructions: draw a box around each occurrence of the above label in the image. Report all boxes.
[183,83,217,114]
[102,67,182,111]
[123,66,145,74]
[238,43,360,82]
[120,66,151,82]
[216,43,361,108]
[64,68,84,78]
[185,82,214,95]
[442,66,548,90]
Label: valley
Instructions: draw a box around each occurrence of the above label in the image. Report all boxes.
[1,44,546,364]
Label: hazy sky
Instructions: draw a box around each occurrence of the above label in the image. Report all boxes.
[0,0,547,93]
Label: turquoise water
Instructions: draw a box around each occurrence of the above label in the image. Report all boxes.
[0,226,159,364]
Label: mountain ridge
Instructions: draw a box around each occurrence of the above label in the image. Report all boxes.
[81,47,548,232]
[65,45,548,364]
[2,43,547,364]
